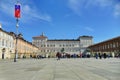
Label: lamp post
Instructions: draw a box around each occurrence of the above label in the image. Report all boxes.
[14,1,21,62]
[14,19,18,62]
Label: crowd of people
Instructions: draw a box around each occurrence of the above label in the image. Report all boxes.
[56,52,120,60]
[95,53,120,59]
[29,52,120,60]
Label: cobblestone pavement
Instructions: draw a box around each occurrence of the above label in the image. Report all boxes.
[0,58,120,80]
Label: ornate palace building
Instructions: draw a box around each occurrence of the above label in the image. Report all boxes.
[88,36,120,57]
[32,33,93,57]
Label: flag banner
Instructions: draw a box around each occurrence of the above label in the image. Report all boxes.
[15,4,20,18]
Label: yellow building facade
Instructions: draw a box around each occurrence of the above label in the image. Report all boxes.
[16,38,38,58]
[10,32,39,59]
[0,26,38,59]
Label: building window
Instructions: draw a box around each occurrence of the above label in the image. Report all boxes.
[110,44,112,48]
[59,45,61,47]
[2,39,4,46]
[0,39,1,47]
[40,50,42,52]
[47,50,49,52]
[44,50,46,52]
[1,32,3,36]
[104,45,106,49]
[113,43,116,48]
[41,45,43,47]
[72,44,74,47]
[66,44,68,47]
[116,42,119,47]
[6,41,7,47]
[108,44,109,49]
[50,45,52,47]
[44,45,46,47]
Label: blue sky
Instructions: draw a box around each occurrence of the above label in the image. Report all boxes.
[0,0,120,43]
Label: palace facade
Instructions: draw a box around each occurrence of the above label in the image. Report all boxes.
[32,33,93,57]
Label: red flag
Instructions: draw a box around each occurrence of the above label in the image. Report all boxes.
[15,4,20,18]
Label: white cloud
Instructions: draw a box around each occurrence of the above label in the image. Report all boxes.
[114,3,120,17]
[0,1,14,17]
[67,0,118,17]
[21,4,52,22]
[68,0,84,15]
[0,0,52,23]
[84,27,94,32]
[90,0,113,7]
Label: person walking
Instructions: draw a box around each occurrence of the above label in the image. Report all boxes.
[56,52,61,60]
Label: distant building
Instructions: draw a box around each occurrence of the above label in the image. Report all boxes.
[32,33,93,57]
[88,36,120,57]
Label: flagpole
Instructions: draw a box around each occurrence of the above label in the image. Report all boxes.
[14,1,20,62]
[14,18,19,62]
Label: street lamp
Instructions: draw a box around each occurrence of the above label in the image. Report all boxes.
[14,1,21,62]
[14,19,19,62]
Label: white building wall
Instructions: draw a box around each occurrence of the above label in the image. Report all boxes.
[0,29,14,59]
[32,35,93,56]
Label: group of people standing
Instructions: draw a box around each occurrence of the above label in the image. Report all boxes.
[95,53,109,59]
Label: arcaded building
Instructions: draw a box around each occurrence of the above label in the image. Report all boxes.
[9,32,39,58]
[88,36,120,57]
[32,33,93,57]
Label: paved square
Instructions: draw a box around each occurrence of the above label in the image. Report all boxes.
[0,58,120,80]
